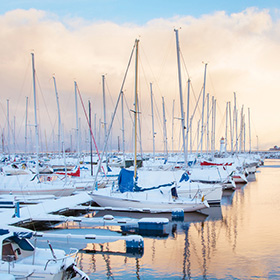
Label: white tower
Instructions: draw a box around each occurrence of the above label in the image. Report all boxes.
[220,137,226,153]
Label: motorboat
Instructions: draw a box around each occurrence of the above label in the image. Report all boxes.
[0,228,89,279]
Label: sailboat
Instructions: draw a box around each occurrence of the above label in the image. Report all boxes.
[91,186,209,213]
[91,39,209,213]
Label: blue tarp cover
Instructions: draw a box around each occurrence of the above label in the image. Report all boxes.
[118,168,135,193]
[118,168,177,193]
[179,172,190,182]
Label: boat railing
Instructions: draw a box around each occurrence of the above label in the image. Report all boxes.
[13,270,35,279]
[4,254,15,274]
[44,248,78,270]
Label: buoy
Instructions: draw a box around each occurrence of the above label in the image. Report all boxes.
[103,215,114,220]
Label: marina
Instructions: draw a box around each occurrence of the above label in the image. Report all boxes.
[0,154,278,279]
[1,2,280,279]
[0,45,274,278]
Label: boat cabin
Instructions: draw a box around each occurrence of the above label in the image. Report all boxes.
[0,229,34,262]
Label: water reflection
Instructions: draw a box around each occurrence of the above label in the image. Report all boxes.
[200,205,223,221]
[94,209,208,224]
[182,224,190,279]
[80,245,144,259]
[56,161,280,279]
[221,189,235,205]
[66,204,224,279]
[135,258,140,280]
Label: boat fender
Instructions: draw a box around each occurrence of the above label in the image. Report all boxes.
[103,215,114,220]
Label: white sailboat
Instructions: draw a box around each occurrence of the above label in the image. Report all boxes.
[91,185,209,212]
[91,168,209,212]
[91,39,209,212]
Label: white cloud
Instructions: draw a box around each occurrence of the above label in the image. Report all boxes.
[0,8,279,153]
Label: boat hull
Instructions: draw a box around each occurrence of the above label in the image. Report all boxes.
[232,174,248,184]
[0,188,74,196]
[0,174,76,196]
[91,191,209,213]
[177,184,223,204]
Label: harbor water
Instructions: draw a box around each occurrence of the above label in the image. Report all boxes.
[63,160,280,279]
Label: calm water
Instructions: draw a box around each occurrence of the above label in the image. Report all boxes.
[57,160,280,279]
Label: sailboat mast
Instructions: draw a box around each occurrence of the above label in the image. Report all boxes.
[121,91,125,163]
[61,124,67,182]
[74,81,80,160]
[239,105,244,153]
[190,116,193,154]
[150,83,155,161]
[98,118,101,150]
[162,96,168,160]
[31,53,40,176]
[174,29,187,165]
[213,99,216,154]
[7,99,10,157]
[243,121,246,153]
[1,130,4,153]
[229,101,233,153]
[89,100,93,176]
[206,93,210,155]
[94,113,97,149]
[197,120,200,152]
[225,102,228,153]
[13,116,16,154]
[248,107,251,153]
[102,75,107,136]
[200,63,207,154]
[234,92,238,154]
[171,99,175,155]
[24,97,28,156]
[186,79,190,165]
[137,93,143,158]
[102,74,108,156]
[211,96,214,158]
[134,39,139,179]
[53,76,61,156]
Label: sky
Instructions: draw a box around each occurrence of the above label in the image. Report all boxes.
[0,0,280,154]
[1,0,279,24]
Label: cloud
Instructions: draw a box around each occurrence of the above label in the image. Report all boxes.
[0,8,279,154]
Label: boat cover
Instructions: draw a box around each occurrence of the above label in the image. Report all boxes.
[118,168,135,193]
